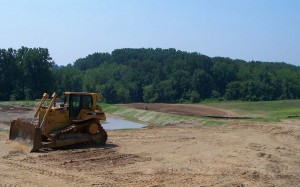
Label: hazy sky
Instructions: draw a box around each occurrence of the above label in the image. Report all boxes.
[1,0,299,66]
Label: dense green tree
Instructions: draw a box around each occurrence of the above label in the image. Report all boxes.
[0,47,54,100]
[73,52,111,71]
[155,80,177,102]
[54,64,83,94]
[143,84,156,103]
[192,69,212,99]
[16,47,55,99]
[0,48,18,100]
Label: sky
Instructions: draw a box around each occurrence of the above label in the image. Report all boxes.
[1,0,300,66]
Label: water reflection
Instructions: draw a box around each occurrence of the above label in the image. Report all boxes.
[102,117,145,130]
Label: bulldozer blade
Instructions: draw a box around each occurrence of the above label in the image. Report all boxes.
[9,119,42,152]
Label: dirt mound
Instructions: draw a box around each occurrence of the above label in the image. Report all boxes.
[119,103,238,117]
[0,106,34,127]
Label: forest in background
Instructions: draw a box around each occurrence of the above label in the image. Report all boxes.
[1,47,300,103]
[0,47,54,100]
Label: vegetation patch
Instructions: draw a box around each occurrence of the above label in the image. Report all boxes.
[202,120,227,126]
[0,100,39,107]
[203,100,300,122]
[102,104,190,126]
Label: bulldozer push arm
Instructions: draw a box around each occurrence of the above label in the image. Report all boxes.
[31,93,49,124]
[40,92,57,128]
[9,93,57,152]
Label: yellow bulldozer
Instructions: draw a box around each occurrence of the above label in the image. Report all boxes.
[9,92,107,152]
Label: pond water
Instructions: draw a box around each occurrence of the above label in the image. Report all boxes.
[102,117,145,130]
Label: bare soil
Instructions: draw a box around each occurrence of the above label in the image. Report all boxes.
[118,103,238,117]
[0,105,300,186]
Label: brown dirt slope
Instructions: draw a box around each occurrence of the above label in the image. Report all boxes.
[118,103,238,117]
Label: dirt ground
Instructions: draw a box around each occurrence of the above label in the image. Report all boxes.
[118,103,238,117]
[0,105,300,186]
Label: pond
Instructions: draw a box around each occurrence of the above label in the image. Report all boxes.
[102,117,146,130]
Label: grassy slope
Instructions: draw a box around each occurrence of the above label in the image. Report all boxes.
[100,103,191,126]
[204,100,300,121]
[101,103,229,126]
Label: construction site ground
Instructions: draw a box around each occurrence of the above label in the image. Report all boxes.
[117,103,238,117]
[0,105,300,186]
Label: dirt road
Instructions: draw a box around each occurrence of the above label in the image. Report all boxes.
[0,106,300,186]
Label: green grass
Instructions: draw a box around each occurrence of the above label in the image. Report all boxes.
[203,100,300,122]
[202,120,227,126]
[203,100,300,111]
[0,100,39,107]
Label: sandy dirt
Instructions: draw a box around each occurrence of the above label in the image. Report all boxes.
[0,105,300,186]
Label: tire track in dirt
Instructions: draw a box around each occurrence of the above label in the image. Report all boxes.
[0,158,88,186]
[0,147,151,186]
[245,123,300,185]
[228,122,300,151]
[224,122,300,186]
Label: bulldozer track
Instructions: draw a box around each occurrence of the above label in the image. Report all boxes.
[60,125,76,134]
[93,124,108,145]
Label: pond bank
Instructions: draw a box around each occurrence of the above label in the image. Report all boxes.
[102,117,145,130]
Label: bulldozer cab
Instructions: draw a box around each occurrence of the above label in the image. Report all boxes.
[64,92,94,119]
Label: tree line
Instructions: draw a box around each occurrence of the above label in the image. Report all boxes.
[1,47,300,103]
[0,47,54,100]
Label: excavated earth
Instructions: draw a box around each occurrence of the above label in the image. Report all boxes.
[0,105,300,186]
[117,103,238,117]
